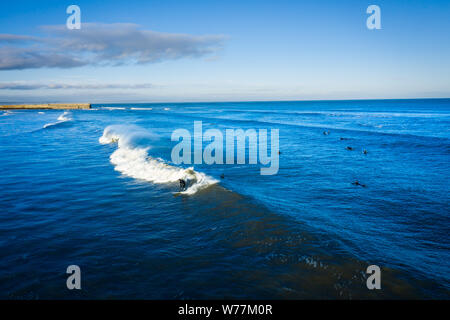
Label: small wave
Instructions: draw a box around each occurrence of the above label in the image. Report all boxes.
[43,122,62,129]
[43,111,72,128]
[102,107,126,110]
[99,125,217,195]
[357,122,384,129]
[1,111,14,116]
[164,107,171,111]
[57,111,72,121]
[130,107,153,110]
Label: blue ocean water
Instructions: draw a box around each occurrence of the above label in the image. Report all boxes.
[0,99,449,299]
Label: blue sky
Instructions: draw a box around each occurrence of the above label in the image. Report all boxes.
[0,0,449,102]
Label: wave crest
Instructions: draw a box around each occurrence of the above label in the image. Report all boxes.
[43,111,73,128]
[99,125,217,195]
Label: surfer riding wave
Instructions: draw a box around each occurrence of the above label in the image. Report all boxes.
[99,125,218,195]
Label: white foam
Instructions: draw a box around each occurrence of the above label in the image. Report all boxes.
[164,107,171,111]
[102,107,126,110]
[43,111,72,128]
[57,111,72,121]
[99,125,217,195]
[130,107,153,110]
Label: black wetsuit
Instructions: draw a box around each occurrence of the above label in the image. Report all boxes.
[179,179,186,191]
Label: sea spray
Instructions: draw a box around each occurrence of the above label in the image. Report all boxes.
[99,125,217,195]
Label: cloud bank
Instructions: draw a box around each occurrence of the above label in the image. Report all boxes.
[0,82,153,90]
[0,23,225,70]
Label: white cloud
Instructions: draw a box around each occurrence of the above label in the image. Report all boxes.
[0,23,226,70]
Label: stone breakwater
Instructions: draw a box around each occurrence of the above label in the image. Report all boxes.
[0,103,91,109]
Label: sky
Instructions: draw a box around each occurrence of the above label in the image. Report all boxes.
[0,0,449,103]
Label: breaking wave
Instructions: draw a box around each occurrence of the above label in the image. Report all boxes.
[43,111,73,128]
[1,111,13,116]
[99,125,218,195]
[57,111,72,121]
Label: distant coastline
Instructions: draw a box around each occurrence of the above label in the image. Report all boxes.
[0,103,91,110]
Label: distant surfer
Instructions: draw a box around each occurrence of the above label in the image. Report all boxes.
[363,149,368,155]
[352,180,366,187]
[220,174,225,179]
[346,146,353,151]
[323,131,330,135]
[179,179,186,191]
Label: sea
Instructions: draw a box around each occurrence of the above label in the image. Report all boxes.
[0,99,449,299]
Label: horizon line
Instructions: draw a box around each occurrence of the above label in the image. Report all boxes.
[1,97,450,106]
